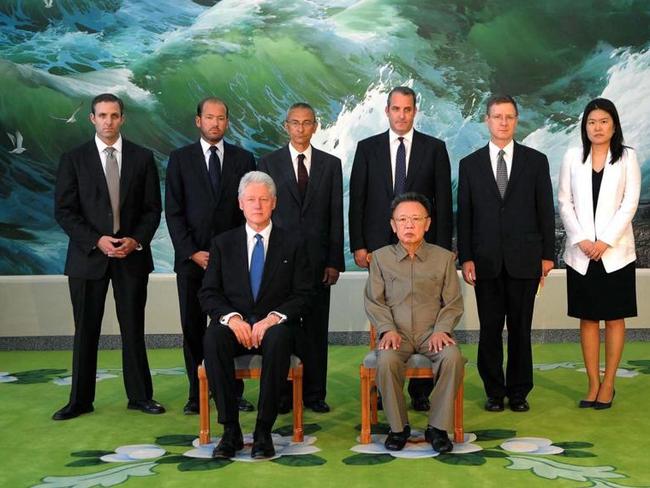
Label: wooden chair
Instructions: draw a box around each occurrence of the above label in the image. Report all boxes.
[360,325,464,444]
[198,354,304,444]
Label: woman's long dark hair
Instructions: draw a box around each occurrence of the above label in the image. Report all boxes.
[580,98,625,164]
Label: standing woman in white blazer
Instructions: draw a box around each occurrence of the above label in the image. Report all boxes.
[558,98,640,410]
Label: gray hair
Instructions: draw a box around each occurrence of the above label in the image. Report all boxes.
[238,171,277,198]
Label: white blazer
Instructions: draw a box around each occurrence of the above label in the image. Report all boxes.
[558,146,640,275]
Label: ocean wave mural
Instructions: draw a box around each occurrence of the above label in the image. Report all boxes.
[0,0,648,274]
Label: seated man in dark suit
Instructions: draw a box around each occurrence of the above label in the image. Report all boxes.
[199,171,312,459]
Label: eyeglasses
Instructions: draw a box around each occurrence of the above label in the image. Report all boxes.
[286,120,316,128]
[393,215,429,225]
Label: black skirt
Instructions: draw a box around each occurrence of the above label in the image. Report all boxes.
[567,260,637,320]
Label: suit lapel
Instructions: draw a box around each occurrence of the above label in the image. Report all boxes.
[88,142,110,204]
[235,227,254,302]
[477,144,502,201]
[302,147,325,213]
[119,140,135,207]
[220,141,239,205]
[404,130,423,191]
[378,131,393,196]
[504,142,524,201]
[279,146,302,206]
[191,141,215,203]
[256,227,283,303]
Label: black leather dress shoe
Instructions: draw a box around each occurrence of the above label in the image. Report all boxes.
[411,396,431,412]
[213,424,244,458]
[578,399,596,408]
[183,400,199,415]
[509,399,530,412]
[127,399,166,414]
[52,403,94,421]
[425,426,453,454]
[305,400,330,413]
[238,397,255,412]
[384,425,411,451]
[251,430,275,459]
[484,397,504,412]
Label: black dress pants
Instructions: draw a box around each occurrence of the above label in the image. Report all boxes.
[68,260,153,406]
[203,321,293,426]
[475,266,538,401]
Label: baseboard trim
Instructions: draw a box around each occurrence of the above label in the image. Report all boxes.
[1,329,649,351]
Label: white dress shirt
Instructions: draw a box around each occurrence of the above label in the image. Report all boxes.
[199,138,224,171]
[388,128,413,188]
[95,134,123,175]
[488,139,513,180]
[288,143,312,180]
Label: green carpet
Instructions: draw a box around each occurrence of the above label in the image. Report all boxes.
[1,344,649,487]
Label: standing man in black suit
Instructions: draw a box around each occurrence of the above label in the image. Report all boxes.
[199,171,312,459]
[53,93,164,420]
[258,102,344,413]
[165,97,256,415]
[348,86,453,410]
[457,95,555,413]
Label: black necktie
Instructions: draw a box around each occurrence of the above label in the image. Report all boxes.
[208,145,221,196]
[297,153,308,201]
[394,137,406,196]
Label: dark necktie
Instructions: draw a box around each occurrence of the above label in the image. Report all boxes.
[104,147,120,234]
[496,149,508,198]
[208,145,221,196]
[297,153,308,201]
[394,137,406,196]
[250,234,264,300]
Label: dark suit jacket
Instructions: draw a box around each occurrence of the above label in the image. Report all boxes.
[258,145,345,280]
[348,129,453,253]
[198,226,313,326]
[456,142,555,280]
[165,140,255,277]
[54,138,161,279]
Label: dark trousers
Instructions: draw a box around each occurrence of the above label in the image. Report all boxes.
[475,266,538,401]
[298,284,331,403]
[176,274,243,402]
[203,321,293,427]
[68,260,153,406]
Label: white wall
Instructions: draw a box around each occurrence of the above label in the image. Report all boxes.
[1,270,648,337]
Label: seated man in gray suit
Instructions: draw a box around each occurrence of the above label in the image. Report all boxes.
[364,192,464,453]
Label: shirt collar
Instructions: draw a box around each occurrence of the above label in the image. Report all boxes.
[288,143,312,163]
[489,139,514,159]
[245,222,272,241]
[200,137,224,157]
[395,240,427,261]
[95,134,122,154]
[389,128,414,145]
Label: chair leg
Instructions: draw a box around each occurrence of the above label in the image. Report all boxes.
[370,381,378,424]
[360,366,371,444]
[292,364,304,442]
[198,364,211,445]
[453,369,465,444]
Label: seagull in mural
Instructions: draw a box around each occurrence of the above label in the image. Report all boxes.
[44,0,54,8]
[7,131,27,154]
[50,102,83,124]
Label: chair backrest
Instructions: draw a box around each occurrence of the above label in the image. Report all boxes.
[369,323,377,350]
